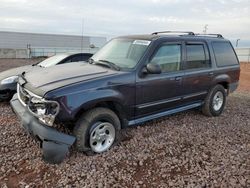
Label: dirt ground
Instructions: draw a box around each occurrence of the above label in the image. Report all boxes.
[238,62,250,92]
[0,59,249,187]
[0,58,44,72]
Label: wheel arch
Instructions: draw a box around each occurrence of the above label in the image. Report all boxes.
[212,74,231,94]
[74,99,128,128]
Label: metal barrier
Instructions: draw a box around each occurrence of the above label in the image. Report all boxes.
[29,47,99,58]
[235,48,250,63]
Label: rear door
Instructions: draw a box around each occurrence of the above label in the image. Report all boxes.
[181,41,213,104]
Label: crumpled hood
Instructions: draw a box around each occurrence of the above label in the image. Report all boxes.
[0,65,35,81]
[22,62,119,96]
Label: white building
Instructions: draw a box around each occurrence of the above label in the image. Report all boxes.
[0,31,107,58]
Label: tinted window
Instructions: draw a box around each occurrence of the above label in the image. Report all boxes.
[149,44,181,73]
[186,44,210,69]
[64,54,92,63]
[72,54,92,62]
[70,55,82,62]
[212,42,238,67]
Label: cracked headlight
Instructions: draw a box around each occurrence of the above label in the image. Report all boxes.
[1,76,19,85]
[28,97,60,126]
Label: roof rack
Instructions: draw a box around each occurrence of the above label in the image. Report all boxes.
[152,31,195,36]
[194,33,223,38]
[151,31,224,38]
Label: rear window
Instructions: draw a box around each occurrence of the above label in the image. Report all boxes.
[212,42,239,67]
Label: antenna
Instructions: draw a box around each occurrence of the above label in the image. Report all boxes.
[203,24,208,34]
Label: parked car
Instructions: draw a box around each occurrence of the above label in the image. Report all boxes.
[0,52,93,101]
[10,31,240,163]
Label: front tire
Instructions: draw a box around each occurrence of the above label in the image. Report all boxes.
[0,92,12,102]
[202,85,227,117]
[73,107,121,154]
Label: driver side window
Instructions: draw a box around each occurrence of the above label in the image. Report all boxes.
[149,44,181,73]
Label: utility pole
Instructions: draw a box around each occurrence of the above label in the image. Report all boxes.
[203,24,208,34]
[236,39,240,47]
[81,18,84,52]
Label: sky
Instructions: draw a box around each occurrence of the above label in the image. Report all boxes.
[0,0,250,47]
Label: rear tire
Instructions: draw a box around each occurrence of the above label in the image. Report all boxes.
[73,107,121,154]
[202,85,226,117]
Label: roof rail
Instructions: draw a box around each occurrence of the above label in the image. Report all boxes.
[195,33,223,38]
[152,31,195,35]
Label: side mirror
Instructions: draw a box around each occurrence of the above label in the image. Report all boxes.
[143,63,162,74]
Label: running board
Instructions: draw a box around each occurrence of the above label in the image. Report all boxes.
[128,102,203,126]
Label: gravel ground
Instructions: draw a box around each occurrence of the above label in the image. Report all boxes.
[0,59,250,187]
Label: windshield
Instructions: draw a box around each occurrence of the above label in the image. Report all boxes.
[38,54,69,67]
[91,38,151,69]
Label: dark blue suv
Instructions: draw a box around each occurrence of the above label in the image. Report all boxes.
[10,31,240,163]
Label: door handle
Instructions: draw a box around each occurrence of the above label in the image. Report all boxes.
[175,76,182,81]
[208,72,214,76]
[170,76,182,81]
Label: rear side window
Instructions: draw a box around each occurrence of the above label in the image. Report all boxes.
[212,42,239,67]
[186,44,210,69]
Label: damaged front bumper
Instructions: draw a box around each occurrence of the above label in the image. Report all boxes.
[10,94,76,164]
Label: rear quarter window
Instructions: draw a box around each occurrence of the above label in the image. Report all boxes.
[212,41,239,67]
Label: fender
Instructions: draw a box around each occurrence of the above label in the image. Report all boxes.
[56,88,129,121]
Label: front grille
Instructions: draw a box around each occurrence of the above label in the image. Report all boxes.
[18,85,29,106]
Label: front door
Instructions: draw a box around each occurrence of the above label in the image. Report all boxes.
[135,42,185,118]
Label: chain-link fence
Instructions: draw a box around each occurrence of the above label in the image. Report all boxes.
[235,48,250,63]
[29,47,99,58]
[26,46,250,62]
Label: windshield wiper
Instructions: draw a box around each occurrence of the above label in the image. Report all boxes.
[89,58,120,71]
[32,59,44,66]
[32,63,43,68]
[98,60,120,71]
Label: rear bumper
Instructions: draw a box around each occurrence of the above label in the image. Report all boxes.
[10,94,76,164]
[228,82,239,93]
